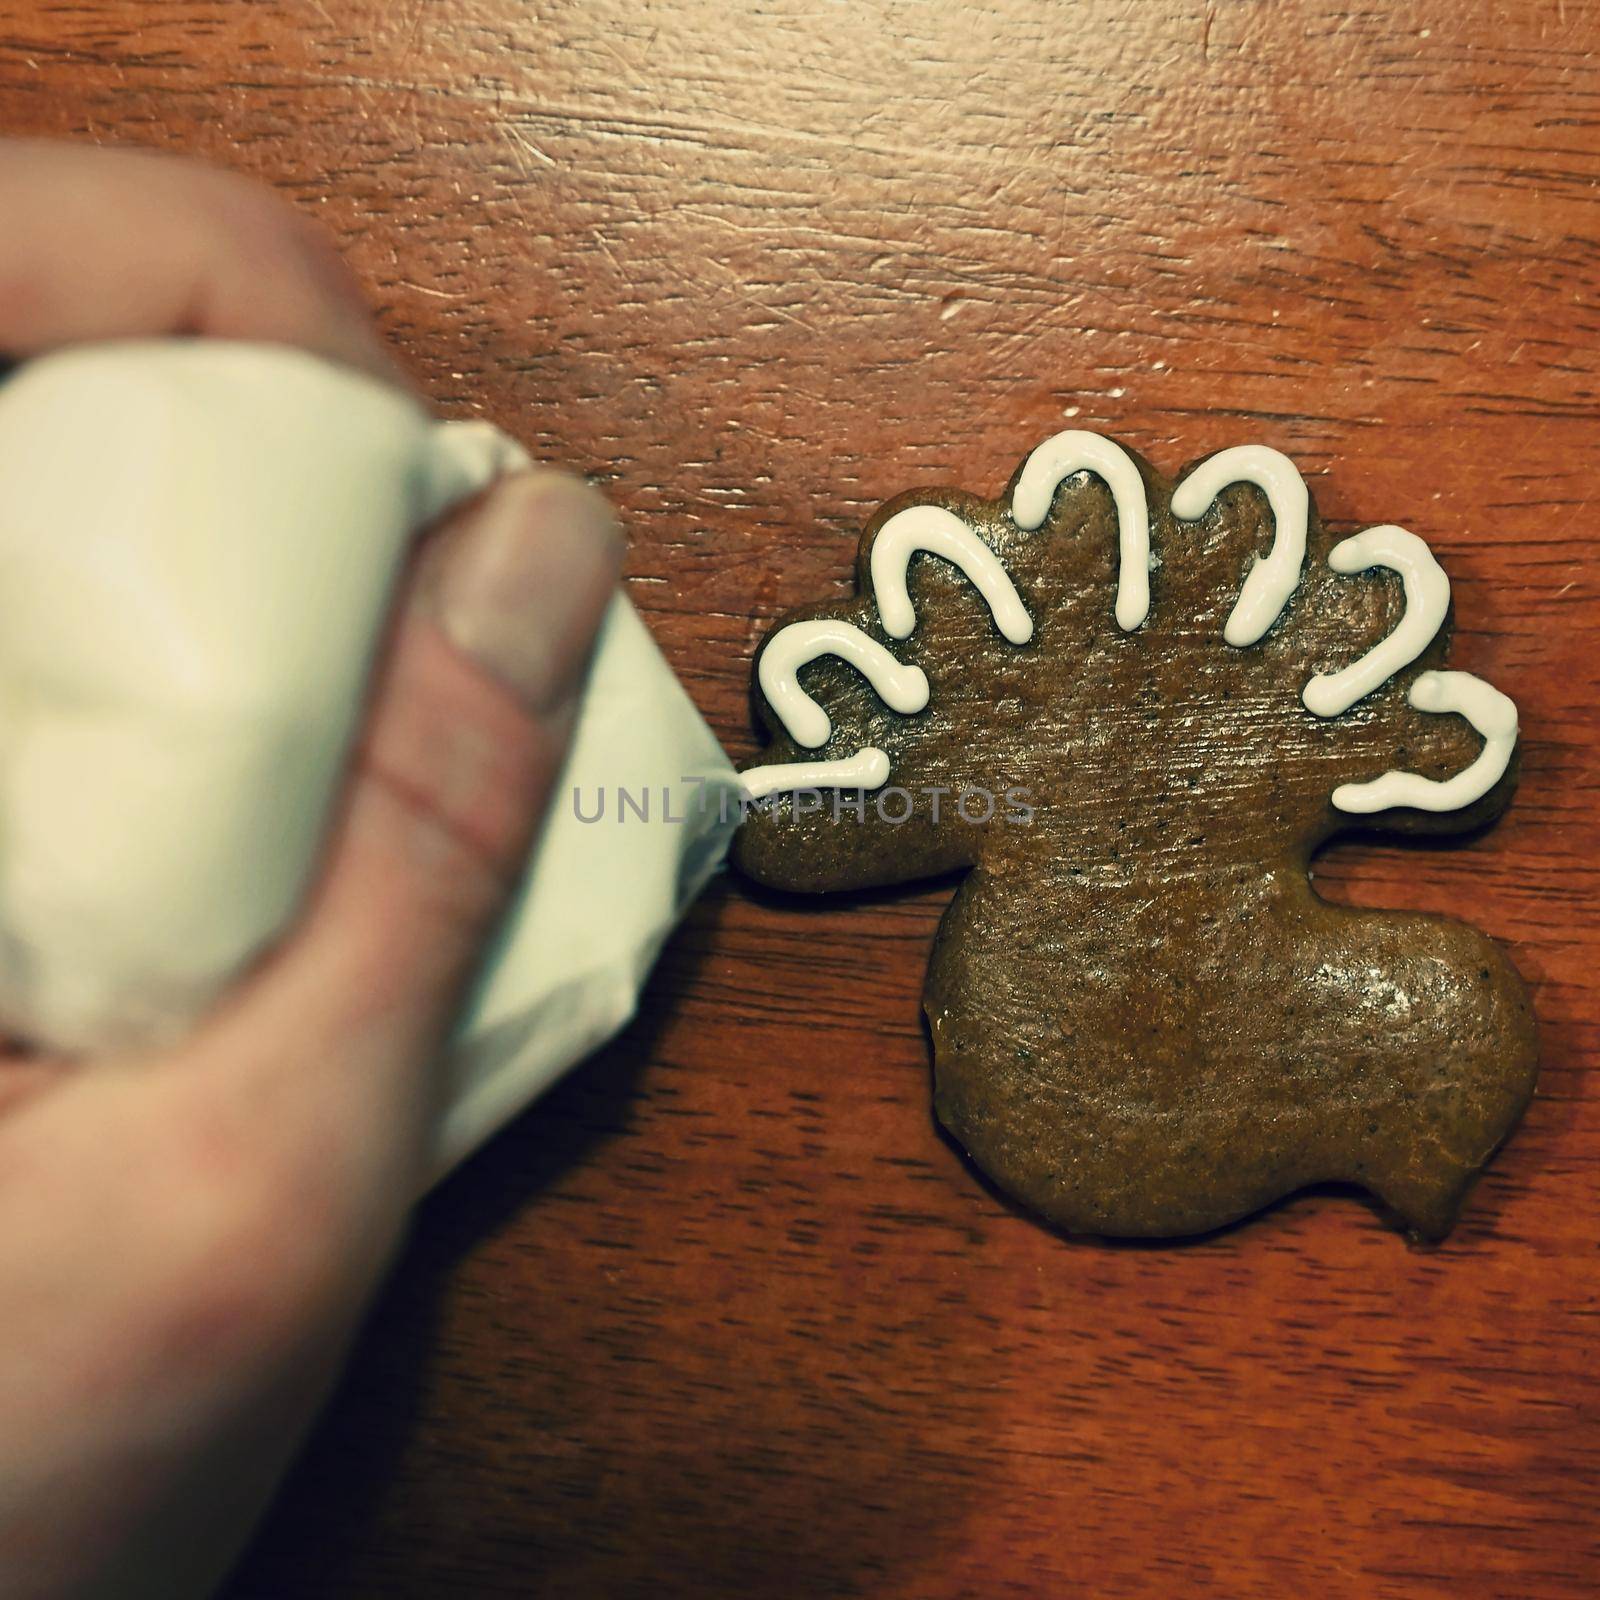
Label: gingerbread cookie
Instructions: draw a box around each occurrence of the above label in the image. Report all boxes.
[735,433,1538,1240]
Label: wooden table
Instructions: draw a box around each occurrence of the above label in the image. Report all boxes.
[5,2,1598,1594]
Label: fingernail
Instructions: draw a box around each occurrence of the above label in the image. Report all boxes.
[417,470,623,710]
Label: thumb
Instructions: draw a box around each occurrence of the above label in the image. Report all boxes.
[179,468,621,1114]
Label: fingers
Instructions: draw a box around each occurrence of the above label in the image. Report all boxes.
[176,471,622,1148]
[0,474,621,1599]
[0,140,400,384]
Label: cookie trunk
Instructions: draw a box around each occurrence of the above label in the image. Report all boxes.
[924,860,1538,1240]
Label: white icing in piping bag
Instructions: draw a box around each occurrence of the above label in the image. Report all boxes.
[0,339,740,1176]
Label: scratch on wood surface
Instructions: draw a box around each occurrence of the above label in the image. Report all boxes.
[394,279,464,300]
[500,120,556,169]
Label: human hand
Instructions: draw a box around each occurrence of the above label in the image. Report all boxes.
[0,141,621,1598]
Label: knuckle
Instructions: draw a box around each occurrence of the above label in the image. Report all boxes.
[157,159,362,314]
[188,163,308,248]
[86,147,304,259]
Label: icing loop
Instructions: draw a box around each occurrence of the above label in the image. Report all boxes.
[1302,525,1450,718]
[740,746,890,802]
[758,618,929,748]
[1171,445,1308,647]
[1010,430,1151,630]
[870,505,1033,644]
[1332,671,1518,814]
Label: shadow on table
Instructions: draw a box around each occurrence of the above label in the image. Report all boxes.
[218,892,706,1599]
[221,875,981,1600]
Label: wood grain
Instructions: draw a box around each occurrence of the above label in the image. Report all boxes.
[3,1,1598,1594]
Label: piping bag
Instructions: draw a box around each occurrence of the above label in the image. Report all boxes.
[0,339,741,1177]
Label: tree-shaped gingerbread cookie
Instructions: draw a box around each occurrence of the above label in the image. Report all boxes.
[735,433,1537,1239]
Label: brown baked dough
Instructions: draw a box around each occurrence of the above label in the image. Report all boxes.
[734,439,1538,1240]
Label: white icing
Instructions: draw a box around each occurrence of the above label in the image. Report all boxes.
[1302,525,1451,717]
[1171,445,1308,646]
[749,435,1511,824]
[758,618,929,748]
[1332,671,1518,814]
[740,746,890,801]
[870,505,1033,644]
[1010,430,1151,630]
